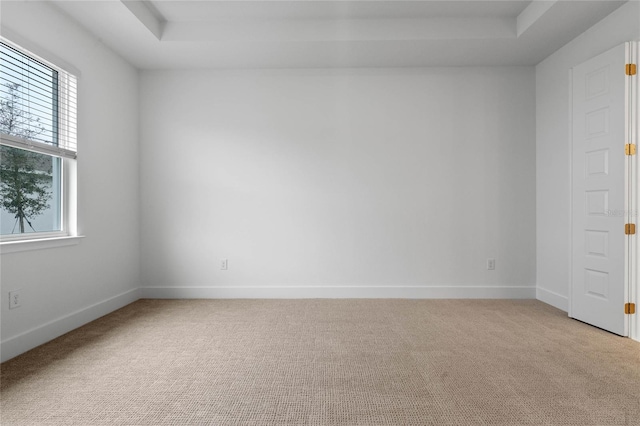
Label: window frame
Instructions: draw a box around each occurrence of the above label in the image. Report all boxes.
[0,37,78,245]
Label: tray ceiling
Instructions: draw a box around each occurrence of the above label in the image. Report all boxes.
[46,0,628,69]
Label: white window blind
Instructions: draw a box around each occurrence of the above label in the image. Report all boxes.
[0,40,77,159]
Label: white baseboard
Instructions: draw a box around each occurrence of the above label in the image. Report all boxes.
[536,286,568,312]
[0,288,140,363]
[1,285,538,362]
[140,285,536,300]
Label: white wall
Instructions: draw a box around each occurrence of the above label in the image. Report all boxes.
[0,0,634,363]
[536,1,640,311]
[0,1,140,361]
[140,67,536,298]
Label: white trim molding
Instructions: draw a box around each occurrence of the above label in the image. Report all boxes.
[0,236,84,255]
[536,286,569,312]
[0,288,139,363]
[0,285,539,362]
[140,285,536,300]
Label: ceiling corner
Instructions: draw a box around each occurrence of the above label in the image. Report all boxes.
[121,0,165,40]
[516,1,557,37]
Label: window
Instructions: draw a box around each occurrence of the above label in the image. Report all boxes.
[0,39,77,241]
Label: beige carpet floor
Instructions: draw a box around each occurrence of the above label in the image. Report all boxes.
[1,299,639,425]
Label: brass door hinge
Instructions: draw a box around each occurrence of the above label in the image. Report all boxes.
[625,224,636,235]
[626,64,637,76]
[625,144,636,155]
[625,303,636,315]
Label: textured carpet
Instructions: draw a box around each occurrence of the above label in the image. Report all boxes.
[1,299,639,425]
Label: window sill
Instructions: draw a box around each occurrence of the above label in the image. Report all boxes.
[0,235,85,254]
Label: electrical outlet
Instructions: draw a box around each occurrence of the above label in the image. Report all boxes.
[9,290,21,309]
[487,258,496,270]
[221,259,228,270]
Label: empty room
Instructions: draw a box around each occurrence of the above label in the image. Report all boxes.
[1,0,639,424]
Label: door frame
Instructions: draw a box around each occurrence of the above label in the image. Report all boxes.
[568,41,639,342]
[628,41,639,342]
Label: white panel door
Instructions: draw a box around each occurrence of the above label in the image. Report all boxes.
[571,43,627,336]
